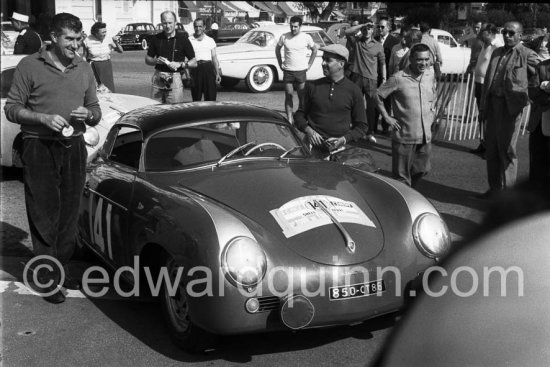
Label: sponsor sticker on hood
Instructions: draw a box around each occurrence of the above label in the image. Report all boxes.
[270,195,375,238]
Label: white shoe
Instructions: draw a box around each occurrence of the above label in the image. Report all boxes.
[366,134,377,143]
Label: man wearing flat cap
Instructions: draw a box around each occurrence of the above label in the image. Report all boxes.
[294,44,367,157]
[11,11,42,54]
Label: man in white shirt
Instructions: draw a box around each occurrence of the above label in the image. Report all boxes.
[275,16,318,124]
[189,18,221,101]
[470,23,504,156]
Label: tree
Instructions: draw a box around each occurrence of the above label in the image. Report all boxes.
[386,2,454,29]
[486,9,516,27]
[300,2,337,22]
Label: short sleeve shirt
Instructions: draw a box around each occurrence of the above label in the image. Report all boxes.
[377,67,436,143]
[348,37,385,80]
[147,32,195,72]
[189,34,216,61]
[84,35,115,61]
[277,32,315,71]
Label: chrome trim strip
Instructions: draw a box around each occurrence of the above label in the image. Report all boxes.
[311,199,356,253]
[86,187,128,212]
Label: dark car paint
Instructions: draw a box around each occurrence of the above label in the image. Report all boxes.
[117,23,156,49]
[78,102,440,334]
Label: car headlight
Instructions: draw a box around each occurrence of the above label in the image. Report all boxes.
[222,236,267,288]
[412,213,451,258]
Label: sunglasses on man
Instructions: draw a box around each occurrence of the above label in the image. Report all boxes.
[501,30,516,37]
[377,25,386,29]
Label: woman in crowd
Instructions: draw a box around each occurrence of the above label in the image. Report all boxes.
[83,21,123,92]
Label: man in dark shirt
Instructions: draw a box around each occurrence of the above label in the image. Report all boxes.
[4,13,101,303]
[11,11,42,54]
[145,11,197,103]
[345,18,386,143]
[294,44,367,158]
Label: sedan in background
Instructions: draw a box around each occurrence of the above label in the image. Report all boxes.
[117,23,156,50]
[217,25,334,92]
[430,28,471,74]
[77,101,451,352]
[0,55,159,167]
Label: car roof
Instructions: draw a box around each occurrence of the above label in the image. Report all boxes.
[430,28,452,37]
[126,23,154,26]
[117,101,287,135]
[251,24,323,34]
[1,54,26,70]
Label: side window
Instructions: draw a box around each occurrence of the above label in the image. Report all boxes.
[437,35,450,46]
[450,37,458,48]
[307,32,323,47]
[1,68,15,98]
[319,30,334,45]
[108,126,143,169]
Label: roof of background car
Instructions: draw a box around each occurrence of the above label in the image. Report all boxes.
[117,101,287,135]
[252,24,323,34]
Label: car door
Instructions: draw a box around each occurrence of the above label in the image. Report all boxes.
[79,125,142,267]
[436,34,467,74]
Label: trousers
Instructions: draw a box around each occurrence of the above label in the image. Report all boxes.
[191,61,217,101]
[151,70,185,103]
[485,95,523,190]
[392,140,432,187]
[22,137,87,283]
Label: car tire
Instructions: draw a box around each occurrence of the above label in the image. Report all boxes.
[141,38,148,50]
[220,76,240,88]
[245,65,275,93]
[160,252,215,353]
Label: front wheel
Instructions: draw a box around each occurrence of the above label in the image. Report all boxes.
[160,252,215,353]
[141,38,148,50]
[245,65,275,93]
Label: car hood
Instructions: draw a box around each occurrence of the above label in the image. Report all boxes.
[176,161,400,265]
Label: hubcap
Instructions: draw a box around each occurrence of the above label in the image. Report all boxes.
[253,67,269,85]
[165,258,190,332]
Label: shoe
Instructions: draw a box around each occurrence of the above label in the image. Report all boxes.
[62,277,81,290]
[469,144,486,154]
[366,134,377,143]
[43,289,66,304]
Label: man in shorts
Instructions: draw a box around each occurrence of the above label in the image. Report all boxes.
[275,16,318,124]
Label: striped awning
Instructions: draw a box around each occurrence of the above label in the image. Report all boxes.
[262,2,284,16]
[182,1,200,12]
[252,1,273,13]
[230,1,260,18]
[219,1,247,17]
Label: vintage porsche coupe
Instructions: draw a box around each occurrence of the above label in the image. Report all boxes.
[78,102,451,352]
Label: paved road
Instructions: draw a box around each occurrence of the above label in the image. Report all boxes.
[0,50,531,366]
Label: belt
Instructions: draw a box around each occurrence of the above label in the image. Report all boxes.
[197,60,212,64]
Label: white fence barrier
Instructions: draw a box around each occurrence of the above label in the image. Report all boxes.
[433,73,531,141]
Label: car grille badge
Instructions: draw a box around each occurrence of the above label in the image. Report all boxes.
[310,200,356,254]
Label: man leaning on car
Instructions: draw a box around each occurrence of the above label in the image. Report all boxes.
[145,11,197,103]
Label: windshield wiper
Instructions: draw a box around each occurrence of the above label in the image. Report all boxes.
[216,141,256,167]
[278,146,301,160]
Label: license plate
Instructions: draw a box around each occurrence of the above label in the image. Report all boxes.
[329,280,386,301]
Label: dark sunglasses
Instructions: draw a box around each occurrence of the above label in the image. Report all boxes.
[378,25,386,29]
[501,30,516,37]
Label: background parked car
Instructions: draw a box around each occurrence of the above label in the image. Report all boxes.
[117,23,156,50]
[217,25,334,92]
[430,28,471,74]
[522,27,544,43]
[0,55,159,167]
[1,21,18,45]
[1,30,14,55]
[206,22,250,43]
[155,22,188,36]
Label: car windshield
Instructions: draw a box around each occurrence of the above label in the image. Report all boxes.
[145,120,306,171]
[236,31,276,47]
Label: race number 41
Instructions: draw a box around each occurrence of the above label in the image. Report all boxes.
[88,196,113,259]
